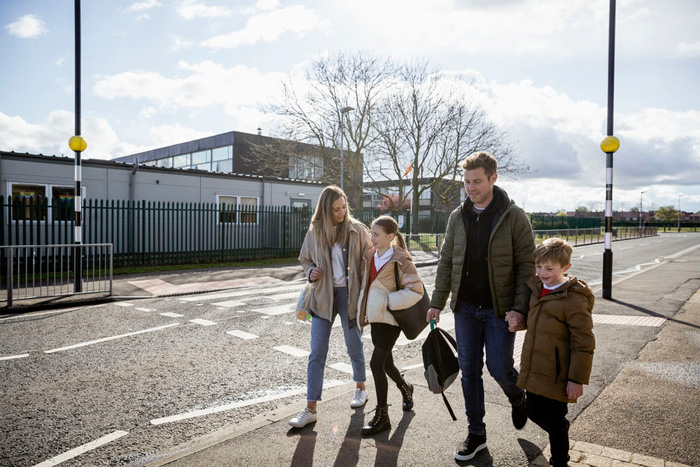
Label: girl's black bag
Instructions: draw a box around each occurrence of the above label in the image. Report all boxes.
[387,264,430,340]
[422,324,459,420]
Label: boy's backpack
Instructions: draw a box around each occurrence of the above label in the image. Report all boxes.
[422,325,460,420]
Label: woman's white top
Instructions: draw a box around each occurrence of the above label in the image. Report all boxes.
[332,243,346,287]
[373,246,395,272]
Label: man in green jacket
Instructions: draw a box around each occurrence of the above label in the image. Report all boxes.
[427,151,535,462]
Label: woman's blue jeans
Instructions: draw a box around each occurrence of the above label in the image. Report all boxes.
[453,301,525,435]
[307,286,366,401]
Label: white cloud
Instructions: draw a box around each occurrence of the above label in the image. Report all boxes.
[177,0,233,20]
[149,124,211,147]
[127,0,161,12]
[675,41,700,58]
[139,106,157,119]
[172,36,193,49]
[4,14,48,39]
[136,14,151,21]
[201,5,330,48]
[0,111,141,160]
[56,58,64,67]
[93,61,286,113]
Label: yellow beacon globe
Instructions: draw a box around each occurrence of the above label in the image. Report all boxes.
[600,135,620,153]
[69,135,88,152]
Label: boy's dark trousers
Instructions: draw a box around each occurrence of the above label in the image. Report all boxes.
[526,391,570,466]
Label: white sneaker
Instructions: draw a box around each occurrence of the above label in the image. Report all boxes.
[350,388,368,408]
[288,408,317,428]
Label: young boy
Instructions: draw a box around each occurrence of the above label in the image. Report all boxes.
[515,237,595,467]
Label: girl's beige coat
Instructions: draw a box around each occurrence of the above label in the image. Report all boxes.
[298,219,372,322]
[357,246,423,328]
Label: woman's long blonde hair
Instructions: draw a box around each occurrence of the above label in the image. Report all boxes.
[372,215,407,251]
[311,185,354,249]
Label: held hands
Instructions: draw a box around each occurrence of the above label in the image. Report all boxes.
[309,268,323,282]
[566,381,583,400]
[426,307,442,323]
[504,311,526,332]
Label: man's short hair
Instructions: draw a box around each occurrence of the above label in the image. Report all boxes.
[533,237,573,267]
[460,151,498,179]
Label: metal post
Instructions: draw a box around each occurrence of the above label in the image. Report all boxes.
[677,194,681,232]
[602,0,617,300]
[639,191,645,229]
[73,0,83,292]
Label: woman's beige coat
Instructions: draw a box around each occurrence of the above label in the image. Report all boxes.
[298,218,372,322]
[357,246,424,328]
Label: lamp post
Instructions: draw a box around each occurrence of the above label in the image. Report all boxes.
[601,0,619,300]
[678,194,682,232]
[339,106,354,190]
[639,191,646,229]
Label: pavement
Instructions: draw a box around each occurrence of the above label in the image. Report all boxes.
[6,248,700,466]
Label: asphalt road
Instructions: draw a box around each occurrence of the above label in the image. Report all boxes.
[1,233,698,466]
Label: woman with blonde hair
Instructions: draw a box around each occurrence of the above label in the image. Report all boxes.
[357,215,424,435]
[289,185,373,428]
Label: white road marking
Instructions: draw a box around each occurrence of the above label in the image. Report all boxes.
[189,319,216,326]
[211,300,247,308]
[180,283,304,302]
[329,362,372,376]
[136,307,155,312]
[253,304,296,316]
[268,292,302,301]
[401,363,424,371]
[43,323,180,354]
[227,330,259,340]
[34,430,128,467]
[274,345,310,357]
[593,314,665,327]
[0,354,30,361]
[150,381,345,426]
[160,312,184,318]
[0,307,84,321]
[114,302,134,307]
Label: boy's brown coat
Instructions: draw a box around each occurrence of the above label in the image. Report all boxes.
[517,275,595,403]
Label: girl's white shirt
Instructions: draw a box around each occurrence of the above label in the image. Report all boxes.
[373,245,395,272]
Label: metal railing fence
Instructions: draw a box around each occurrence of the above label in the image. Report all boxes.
[1,243,112,307]
[532,226,658,245]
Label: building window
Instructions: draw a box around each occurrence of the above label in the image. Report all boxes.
[192,150,210,166]
[173,154,190,169]
[10,184,47,221]
[217,195,259,224]
[212,146,231,161]
[420,185,431,200]
[157,157,172,168]
[8,183,80,222]
[290,155,323,180]
[213,159,233,173]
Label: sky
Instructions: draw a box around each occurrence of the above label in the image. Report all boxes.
[1,0,699,214]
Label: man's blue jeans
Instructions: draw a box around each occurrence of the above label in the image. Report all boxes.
[453,301,524,435]
[307,286,366,401]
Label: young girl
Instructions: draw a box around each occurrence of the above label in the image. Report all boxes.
[357,215,424,436]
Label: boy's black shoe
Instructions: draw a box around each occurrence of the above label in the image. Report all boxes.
[512,397,528,430]
[454,433,487,461]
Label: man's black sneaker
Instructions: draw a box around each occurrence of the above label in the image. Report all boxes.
[454,433,487,461]
[512,398,528,430]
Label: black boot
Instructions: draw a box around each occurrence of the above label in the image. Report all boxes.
[361,406,391,436]
[398,377,414,411]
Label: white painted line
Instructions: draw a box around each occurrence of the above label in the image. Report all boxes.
[181,283,304,302]
[0,307,84,321]
[212,300,247,308]
[34,430,128,466]
[136,307,155,312]
[593,314,665,327]
[269,292,302,301]
[44,323,180,354]
[253,304,295,316]
[189,319,217,326]
[160,312,184,318]
[227,330,259,340]
[114,302,134,307]
[0,354,30,361]
[274,345,310,357]
[330,362,354,374]
[151,381,345,425]
[401,363,424,371]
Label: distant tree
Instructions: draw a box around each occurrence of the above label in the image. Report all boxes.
[575,206,589,215]
[629,206,639,213]
[654,205,679,222]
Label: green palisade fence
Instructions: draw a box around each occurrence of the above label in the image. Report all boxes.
[1,196,311,268]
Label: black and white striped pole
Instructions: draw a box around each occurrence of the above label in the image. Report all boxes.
[601,0,620,300]
[69,0,87,293]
